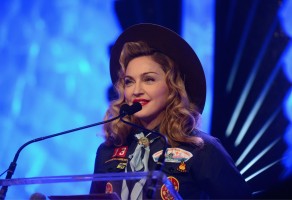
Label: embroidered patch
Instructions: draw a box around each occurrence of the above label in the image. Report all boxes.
[152,148,193,163]
[112,146,128,158]
[116,162,127,169]
[160,176,179,200]
[177,161,187,172]
[105,157,127,163]
[105,182,113,193]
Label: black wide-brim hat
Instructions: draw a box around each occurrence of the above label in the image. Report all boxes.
[110,23,206,114]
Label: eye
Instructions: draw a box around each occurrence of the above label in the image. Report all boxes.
[144,76,155,83]
[124,78,134,86]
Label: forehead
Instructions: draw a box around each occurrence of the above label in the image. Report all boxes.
[125,56,165,75]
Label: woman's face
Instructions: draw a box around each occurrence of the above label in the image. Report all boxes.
[124,56,169,129]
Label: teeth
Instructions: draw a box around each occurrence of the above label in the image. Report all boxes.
[133,100,149,106]
[134,100,148,103]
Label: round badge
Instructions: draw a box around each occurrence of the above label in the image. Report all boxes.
[105,182,113,193]
[160,176,179,200]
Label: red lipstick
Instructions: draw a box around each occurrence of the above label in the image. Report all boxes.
[133,98,149,106]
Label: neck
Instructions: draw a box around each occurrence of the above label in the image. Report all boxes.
[139,114,164,130]
[141,121,159,130]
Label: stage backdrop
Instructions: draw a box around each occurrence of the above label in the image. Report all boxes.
[1,0,291,199]
[0,0,214,198]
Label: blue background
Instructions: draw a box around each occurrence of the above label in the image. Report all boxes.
[0,0,291,199]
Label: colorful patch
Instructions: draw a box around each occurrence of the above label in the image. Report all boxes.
[116,162,127,169]
[152,148,193,163]
[105,182,113,193]
[160,176,179,200]
[112,146,128,158]
[177,161,187,172]
[105,157,127,163]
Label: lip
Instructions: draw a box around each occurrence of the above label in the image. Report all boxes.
[133,98,150,106]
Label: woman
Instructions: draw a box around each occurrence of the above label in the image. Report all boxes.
[90,24,252,199]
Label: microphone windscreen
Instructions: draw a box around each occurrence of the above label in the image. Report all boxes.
[119,102,142,116]
[120,104,130,116]
[128,102,142,115]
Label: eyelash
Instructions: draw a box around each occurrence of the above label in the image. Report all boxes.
[144,77,155,82]
[124,77,155,86]
[124,79,133,86]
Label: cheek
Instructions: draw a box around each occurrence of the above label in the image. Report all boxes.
[124,88,131,101]
[159,86,169,98]
[153,86,169,103]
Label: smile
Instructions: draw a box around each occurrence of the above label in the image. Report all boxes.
[133,99,150,106]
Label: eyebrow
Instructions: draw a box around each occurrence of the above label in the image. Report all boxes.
[124,71,159,78]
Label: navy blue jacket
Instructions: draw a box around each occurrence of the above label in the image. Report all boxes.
[90,130,252,199]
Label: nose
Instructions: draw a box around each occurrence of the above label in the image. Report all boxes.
[133,81,144,96]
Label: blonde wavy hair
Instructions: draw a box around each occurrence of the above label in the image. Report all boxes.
[104,41,203,147]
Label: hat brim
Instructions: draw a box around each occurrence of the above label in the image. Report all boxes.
[110,23,206,114]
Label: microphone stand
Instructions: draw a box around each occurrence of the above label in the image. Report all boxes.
[120,118,167,198]
[0,115,122,200]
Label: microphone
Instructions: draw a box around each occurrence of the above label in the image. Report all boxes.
[119,102,168,199]
[0,111,128,199]
[119,102,142,117]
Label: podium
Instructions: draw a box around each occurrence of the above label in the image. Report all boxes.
[0,171,182,199]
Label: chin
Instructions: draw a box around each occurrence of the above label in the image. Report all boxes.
[133,112,147,119]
